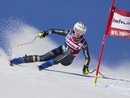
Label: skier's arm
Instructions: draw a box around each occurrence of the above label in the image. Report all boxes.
[82,42,90,67]
[38,29,71,38]
[48,29,70,36]
[82,41,90,74]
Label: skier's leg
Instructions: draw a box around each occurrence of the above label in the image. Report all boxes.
[10,46,63,65]
[38,51,74,70]
[54,50,74,66]
[39,45,63,61]
[24,45,63,62]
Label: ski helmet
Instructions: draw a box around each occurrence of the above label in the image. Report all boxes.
[73,21,87,37]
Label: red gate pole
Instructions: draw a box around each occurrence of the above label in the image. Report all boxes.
[94,0,115,86]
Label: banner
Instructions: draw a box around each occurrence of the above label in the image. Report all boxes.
[107,7,130,38]
[94,0,130,86]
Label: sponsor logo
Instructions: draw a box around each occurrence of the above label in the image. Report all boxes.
[110,30,130,37]
[113,18,130,25]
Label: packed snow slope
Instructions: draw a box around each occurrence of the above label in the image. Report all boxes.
[0,19,130,98]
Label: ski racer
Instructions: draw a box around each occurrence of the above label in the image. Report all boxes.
[10,21,90,75]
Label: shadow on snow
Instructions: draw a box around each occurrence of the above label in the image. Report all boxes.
[44,69,130,83]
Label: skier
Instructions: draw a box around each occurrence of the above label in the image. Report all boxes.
[10,21,90,75]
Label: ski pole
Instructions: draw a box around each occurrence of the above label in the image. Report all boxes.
[89,69,105,77]
[16,36,38,47]
[89,69,96,74]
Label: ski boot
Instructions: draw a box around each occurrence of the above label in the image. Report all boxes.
[10,57,25,66]
[38,60,54,71]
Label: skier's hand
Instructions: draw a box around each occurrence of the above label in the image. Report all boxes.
[82,65,90,75]
[38,31,49,38]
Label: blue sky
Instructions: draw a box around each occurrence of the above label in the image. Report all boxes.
[0,0,130,66]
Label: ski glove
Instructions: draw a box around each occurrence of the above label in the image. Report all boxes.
[82,65,90,75]
[38,31,49,38]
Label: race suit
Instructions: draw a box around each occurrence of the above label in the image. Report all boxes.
[24,29,90,66]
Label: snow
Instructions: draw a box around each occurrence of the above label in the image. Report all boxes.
[0,19,130,98]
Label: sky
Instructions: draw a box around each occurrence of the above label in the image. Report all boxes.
[0,0,130,68]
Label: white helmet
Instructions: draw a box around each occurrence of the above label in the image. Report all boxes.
[73,21,87,37]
